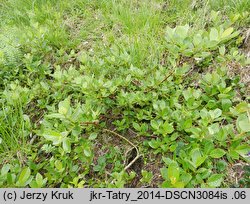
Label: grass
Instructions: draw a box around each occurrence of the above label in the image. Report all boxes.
[0,105,24,152]
[0,0,249,188]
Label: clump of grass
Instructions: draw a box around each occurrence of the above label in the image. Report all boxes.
[0,103,30,156]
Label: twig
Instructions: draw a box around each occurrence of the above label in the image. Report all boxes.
[144,69,174,93]
[103,128,141,171]
[124,153,141,171]
[158,69,175,85]
[103,128,137,149]
[183,64,195,78]
[80,120,99,126]
[124,146,135,164]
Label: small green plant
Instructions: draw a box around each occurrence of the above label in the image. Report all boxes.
[140,170,153,185]
[165,24,240,62]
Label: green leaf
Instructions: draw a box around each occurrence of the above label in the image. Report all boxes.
[215,128,227,141]
[169,143,177,152]
[160,167,168,180]
[193,34,202,46]
[209,108,222,119]
[46,113,65,119]
[55,160,63,171]
[71,105,83,121]
[235,102,249,113]
[35,173,44,187]
[213,108,222,118]
[190,148,207,168]
[210,10,220,22]
[133,122,141,131]
[17,167,31,187]
[221,99,232,111]
[150,120,160,130]
[235,145,250,156]
[216,160,228,172]
[236,114,250,133]
[203,140,215,154]
[207,174,224,187]
[29,181,38,188]
[162,121,174,134]
[166,26,175,41]
[175,24,189,39]
[180,172,192,186]
[161,180,172,187]
[219,45,225,56]
[89,133,98,140]
[208,123,220,135]
[221,27,233,38]
[191,148,202,164]
[210,28,219,41]
[174,181,184,188]
[188,127,201,137]
[148,139,160,149]
[197,168,211,179]
[210,148,226,158]
[168,162,180,184]
[193,90,201,99]
[84,148,92,157]
[176,64,191,75]
[228,150,239,160]
[196,156,207,168]
[170,132,179,141]
[183,118,192,130]
[183,88,192,100]
[140,170,153,184]
[162,157,173,166]
[62,138,71,153]
[58,98,70,115]
[1,164,11,176]
[41,130,63,145]
[7,173,16,185]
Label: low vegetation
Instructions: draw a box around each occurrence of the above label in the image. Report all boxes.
[0,0,249,187]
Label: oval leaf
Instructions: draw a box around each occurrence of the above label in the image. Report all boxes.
[221,27,233,38]
[210,28,219,41]
[207,174,224,187]
[236,114,250,133]
[210,148,226,158]
[17,167,31,186]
